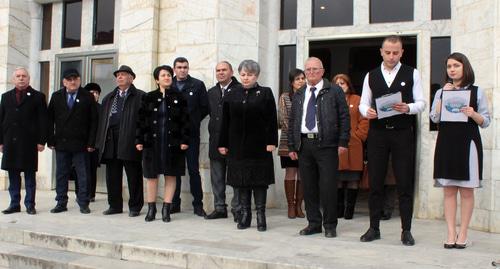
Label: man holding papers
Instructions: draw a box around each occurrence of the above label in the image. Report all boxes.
[358,35,425,246]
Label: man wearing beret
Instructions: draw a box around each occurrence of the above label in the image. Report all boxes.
[95,65,145,217]
[47,68,98,214]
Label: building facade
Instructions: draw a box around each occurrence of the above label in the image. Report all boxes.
[0,0,499,232]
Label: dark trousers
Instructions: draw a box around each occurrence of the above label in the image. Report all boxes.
[367,128,415,231]
[55,151,89,207]
[209,158,240,212]
[74,150,99,199]
[105,159,144,212]
[173,138,203,207]
[298,137,339,230]
[7,170,36,208]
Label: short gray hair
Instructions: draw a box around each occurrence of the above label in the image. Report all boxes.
[12,67,29,77]
[238,59,260,76]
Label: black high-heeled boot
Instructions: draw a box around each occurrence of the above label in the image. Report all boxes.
[145,202,157,222]
[337,187,345,218]
[254,188,267,232]
[237,189,252,229]
[344,189,358,220]
[162,203,171,222]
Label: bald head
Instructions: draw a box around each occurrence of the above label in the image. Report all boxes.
[12,67,30,90]
[304,57,325,86]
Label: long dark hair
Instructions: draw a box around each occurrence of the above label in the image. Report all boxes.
[445,52,475,87]
[288,68,305,91]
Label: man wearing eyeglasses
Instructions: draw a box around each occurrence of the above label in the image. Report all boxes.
[288,57,350,238]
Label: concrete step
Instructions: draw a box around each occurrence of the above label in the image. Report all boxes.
[0,227,301,269]
[0,241,179,269]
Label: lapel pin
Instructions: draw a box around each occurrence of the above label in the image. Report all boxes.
[174,100,178,104]
[158,98,162,102]
[401,82,406,86]
[27,92,31,96]
[76,99,80,103]
[189,92,193,96]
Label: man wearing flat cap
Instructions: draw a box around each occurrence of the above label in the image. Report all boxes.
[95,65,145,217]
[47,68,98,214]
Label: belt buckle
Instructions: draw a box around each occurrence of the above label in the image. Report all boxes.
[385,124,394,130]
[307,133,315,139]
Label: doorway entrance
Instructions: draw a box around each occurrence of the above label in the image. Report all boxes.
[309,36,416,95]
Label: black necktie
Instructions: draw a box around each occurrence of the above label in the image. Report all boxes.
[305,87,317,130]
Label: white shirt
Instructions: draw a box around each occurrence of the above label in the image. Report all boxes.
[359,62,426,117]
[301,80,324,133]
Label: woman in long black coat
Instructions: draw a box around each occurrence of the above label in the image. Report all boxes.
[218,59,278,231]
[136,65,190,223]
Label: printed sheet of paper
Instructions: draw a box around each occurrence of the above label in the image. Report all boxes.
[375,91,402,119]
[440,90,470,122]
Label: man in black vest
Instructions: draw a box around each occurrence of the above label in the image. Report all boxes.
[0,67,48,215]
[205,61,241,220]
[172,57,209,216]
[95,65,145,217]
[47,69,98,214]
[288,57,350,238]
[359,35,425,246]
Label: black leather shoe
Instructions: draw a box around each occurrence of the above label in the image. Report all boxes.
[193,206,206,217]
[443,243,455,249]
[2,205,21,214]
[26,207,36,215]
[50,204,68,213]
[102,208,123,215]
[360,228,381,242]
[129,211,140,217]
[325,229,337,238]
[89,197,95,202]
[205,210,228,219]
[299,225,322,236]
[401,230,415,246]
[170,204,180,214]
[80,205,91,214]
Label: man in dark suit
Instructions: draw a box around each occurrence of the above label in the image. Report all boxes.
[47,69,98,214]
[0,67,48,215]
[358,35,425,246]
[288,57,350,238]
[95,65,145,217]
[205,61,241,221]
[171,57,209,216]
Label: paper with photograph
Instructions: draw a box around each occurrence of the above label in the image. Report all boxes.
[440,90,471,122]
[375,91,402,119]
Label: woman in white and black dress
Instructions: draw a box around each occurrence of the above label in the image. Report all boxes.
[430,52,490,249]
[136,65,190,223]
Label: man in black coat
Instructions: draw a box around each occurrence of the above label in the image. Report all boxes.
[0,67,48,215]
[95,65,145,217]
[288,57,350,238]
[47,69,98,214]
[172,57,209,216]
[205,61,241,220]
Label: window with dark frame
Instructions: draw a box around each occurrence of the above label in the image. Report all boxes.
[370,0,414,23]
[62,0,82,48]
[312,0,353,27]
[430,36,451,131]
[432,0,451,20]
[280,0,297,30]
[39,62,50,101]
[279,45,297,96]
[41,4,52,50]
[93,0,115,45]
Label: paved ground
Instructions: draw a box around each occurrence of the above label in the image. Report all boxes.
[0,190,499,269]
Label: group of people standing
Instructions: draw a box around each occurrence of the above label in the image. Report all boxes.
[0,35,490,248]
